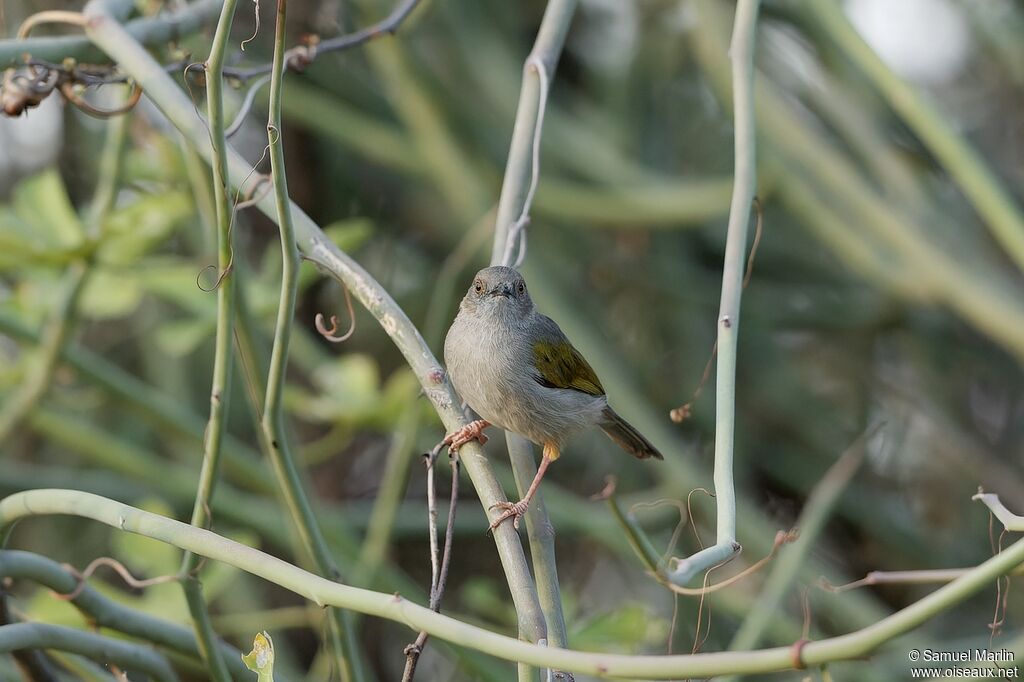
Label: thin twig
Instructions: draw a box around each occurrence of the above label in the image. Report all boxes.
[402,445,460,681]
[222,0,424,81]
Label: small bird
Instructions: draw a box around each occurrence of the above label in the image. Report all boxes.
[443,266,662,530]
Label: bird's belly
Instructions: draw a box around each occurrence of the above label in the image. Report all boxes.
[445,316,606,446]
[459,371,606,447]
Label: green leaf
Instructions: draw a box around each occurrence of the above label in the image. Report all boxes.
[242,631,275,682]
[78,269,144,319]
[286,354,381,423]
[154,318,215,357]
[97,190,193,264]
[10,168,85,248]
[132,259,217,316]
[323,218,374,253]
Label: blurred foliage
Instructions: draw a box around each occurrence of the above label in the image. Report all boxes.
[1,0,1023,680]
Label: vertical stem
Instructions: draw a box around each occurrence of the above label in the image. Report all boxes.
[177,0,240,679]
[714,0,760,547]
[666,0,760,586]
[490,0,577,262]
[261,1,360,679]
[491,4,578,673]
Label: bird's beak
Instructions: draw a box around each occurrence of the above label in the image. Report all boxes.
[490,284,514,298]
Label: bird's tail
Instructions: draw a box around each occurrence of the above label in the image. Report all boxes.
[599,407,663,460]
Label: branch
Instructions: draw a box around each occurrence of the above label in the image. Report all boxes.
[175,0,240,679]
[0,0,221,69]
[3,489,1024,679]
[489,4,578,675]
[727,426,876,656]
[257,0,360,678]
[974,492,1024,532]
[0,550,258,681]
[0,622,178,682]
[401,448,460,680]
[665,0,760,587]
[223,0,424,81]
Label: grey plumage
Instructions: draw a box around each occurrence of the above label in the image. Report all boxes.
[444,266,662,460]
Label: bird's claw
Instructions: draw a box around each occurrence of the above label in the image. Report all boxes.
[443,419,489,452]
[489,499,530,530]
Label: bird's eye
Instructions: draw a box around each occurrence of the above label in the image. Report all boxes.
[473,280,483,294]
[517,282,525,295]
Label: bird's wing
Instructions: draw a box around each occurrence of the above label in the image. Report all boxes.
[530,315,605,397]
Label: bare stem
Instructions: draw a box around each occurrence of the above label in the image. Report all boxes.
[258,0,359,678]
[489,4,578,673]
[401,449,460,680]
[176,0,239,678]
[666,0,760,587]
[0,622,178,682]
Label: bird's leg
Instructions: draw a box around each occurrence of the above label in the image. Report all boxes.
[489,443,558,530]
[443,419,490,452]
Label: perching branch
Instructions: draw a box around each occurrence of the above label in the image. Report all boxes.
[3,489,1024,679]
[665,0,761,587]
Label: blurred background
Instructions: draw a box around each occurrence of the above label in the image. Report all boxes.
[1,0,1023,679]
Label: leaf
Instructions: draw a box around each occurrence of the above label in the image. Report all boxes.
[323,218,374,253]
[10,168,84,248]
[242,631,275,682]
[78,269,144,319]
[287,354,382,423]
[97,190,193,264]
[154,318,215,357]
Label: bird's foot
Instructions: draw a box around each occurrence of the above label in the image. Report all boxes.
[443,419,490,452]
[489,499,531,530]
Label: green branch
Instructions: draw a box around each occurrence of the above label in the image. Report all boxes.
[0,0,221,68]
[666,0,760,586]
[175,0,239,679]
[0,550,257,681]
[260,0,359,677]
[3,489,1023,679]
[0,621,178,682]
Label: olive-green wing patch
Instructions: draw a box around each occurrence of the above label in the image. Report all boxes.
[532,339,605,396]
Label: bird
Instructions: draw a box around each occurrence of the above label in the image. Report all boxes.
[443,265,662,530]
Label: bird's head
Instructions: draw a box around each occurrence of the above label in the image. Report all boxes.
[460,266,534,319]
